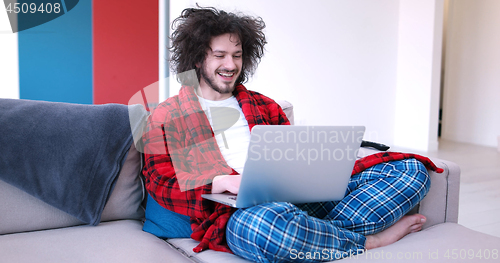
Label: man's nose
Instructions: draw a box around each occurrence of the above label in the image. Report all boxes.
[222,57,237,71]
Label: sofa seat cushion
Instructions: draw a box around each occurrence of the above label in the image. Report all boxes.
[166,238,253,263]
[166,223,500,263]
[0,220,191,263]
[341,223,500,262]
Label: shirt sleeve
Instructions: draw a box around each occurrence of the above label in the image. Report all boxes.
[142,105,223,219]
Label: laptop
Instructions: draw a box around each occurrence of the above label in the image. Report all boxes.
[201,125,365,208]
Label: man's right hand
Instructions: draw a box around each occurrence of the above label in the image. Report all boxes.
[212,175,242,194]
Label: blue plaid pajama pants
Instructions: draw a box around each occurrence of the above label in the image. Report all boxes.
[226,159,431,262]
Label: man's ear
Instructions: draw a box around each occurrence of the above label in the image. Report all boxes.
[195,62,201,68]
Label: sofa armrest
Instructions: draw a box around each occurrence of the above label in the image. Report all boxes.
[419,157,461,228]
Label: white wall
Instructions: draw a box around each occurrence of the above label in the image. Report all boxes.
[394,0,444,152]
[442,0,500,148]
[167,0,444,151]
[0,7,19,99]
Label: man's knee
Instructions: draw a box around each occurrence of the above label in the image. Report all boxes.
[408,159,430,188]
[393,159,431,196]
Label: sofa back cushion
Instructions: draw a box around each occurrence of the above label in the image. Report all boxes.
[0,143,144,235]
[101,143,145,222]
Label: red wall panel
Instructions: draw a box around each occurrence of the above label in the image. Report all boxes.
[93,0,159,105]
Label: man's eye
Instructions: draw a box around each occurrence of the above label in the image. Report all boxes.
[234,55,242,58]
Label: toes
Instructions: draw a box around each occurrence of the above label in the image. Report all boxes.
[409,224,423,233]
[417,215,427,223]
[408,214,426,225]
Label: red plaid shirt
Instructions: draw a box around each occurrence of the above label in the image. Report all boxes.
[142,84,290,253]
[142,84,443,253]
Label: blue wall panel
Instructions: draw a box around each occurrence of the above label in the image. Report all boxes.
[18,0,92,104]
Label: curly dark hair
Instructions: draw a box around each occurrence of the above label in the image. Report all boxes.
[170,6,267,86]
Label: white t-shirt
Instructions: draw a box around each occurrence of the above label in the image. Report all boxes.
[198,95,251,174]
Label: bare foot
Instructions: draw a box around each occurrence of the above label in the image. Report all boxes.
[365,214,426,250]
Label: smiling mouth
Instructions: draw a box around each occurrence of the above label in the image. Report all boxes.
[217,71,236,78]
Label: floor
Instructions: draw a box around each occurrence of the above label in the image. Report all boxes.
[423,139,500,238]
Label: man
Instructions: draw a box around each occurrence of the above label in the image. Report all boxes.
[142,6,439,262]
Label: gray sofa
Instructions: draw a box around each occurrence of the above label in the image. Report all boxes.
[1,100,499,263]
